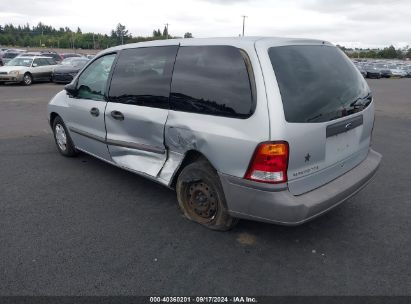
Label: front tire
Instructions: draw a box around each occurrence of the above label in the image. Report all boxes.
[52,116,78,157]
[22,73,33,86]
[176,159,238,231]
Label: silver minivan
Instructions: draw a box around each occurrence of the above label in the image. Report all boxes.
[48,37,382,230]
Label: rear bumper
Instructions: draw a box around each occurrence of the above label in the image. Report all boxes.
[219,149,382,225]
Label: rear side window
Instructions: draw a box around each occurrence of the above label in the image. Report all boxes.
[170,46,255,118]
[45,57,57,65]
[269,45,371,123]
[109,46,178,109]
[37,58,47,66]
[33,58,45,66]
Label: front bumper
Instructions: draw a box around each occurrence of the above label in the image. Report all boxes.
[0,74,23,82]
[52,73,74,83]
[219,149,382,225]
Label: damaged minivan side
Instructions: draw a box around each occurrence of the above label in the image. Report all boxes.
[48,37,381,231]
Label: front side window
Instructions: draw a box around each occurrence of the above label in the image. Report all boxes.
[108,46,178,108]
[44,58,57,65]
[76,54,116,101]
[170,45,255,118]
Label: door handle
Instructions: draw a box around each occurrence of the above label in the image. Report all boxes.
[111,111,124,121]
[90,107,99,117]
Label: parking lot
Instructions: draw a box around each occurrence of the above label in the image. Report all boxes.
[0,80,410,296]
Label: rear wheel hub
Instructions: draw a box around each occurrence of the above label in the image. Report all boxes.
[187,182,217,221]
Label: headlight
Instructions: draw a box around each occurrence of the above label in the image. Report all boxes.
[9,70,20,75]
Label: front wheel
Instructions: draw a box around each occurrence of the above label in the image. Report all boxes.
[22,73,33,86]
[176,159,238,231]
[52,116,78,157]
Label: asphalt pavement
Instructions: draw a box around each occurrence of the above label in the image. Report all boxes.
[0,80,410,295]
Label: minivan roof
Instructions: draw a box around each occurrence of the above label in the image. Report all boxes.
[101,37,333,55]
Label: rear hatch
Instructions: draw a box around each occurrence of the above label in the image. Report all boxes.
[268,44,374,195]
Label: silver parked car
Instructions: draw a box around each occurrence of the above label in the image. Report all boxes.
[0,56,58,85]
[47,37,382,230]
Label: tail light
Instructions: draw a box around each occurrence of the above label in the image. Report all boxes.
[244,141,289,184]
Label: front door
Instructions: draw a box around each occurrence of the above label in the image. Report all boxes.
[105,46,178,177]
[65,53,117,161]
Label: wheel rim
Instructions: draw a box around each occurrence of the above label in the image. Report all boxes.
[185,181,218,223]
[24,75,31,85]
[55,124,67,151]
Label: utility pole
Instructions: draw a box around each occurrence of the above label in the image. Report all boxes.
[241,15,247,37]
[72,32,75,51]
[165,23,169,39]
[40,27,44,47]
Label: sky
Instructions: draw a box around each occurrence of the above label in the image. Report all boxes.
[1,0,410,48]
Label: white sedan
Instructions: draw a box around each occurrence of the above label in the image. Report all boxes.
[0,56,58,85]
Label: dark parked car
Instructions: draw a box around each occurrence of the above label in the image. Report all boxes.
[41,51,63,63]
[60,53,83,59]
[356,65,367,78]
[364,65,381,79]
[1,50,25,65]
[379,68,392,78]
[0,48,8,66]
[52,57,89,84]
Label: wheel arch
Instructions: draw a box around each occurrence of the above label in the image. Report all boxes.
[170,149,215,189]
[49,112,60,127]
[23,71,33,79]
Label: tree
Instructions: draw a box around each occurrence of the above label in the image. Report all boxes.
[114,23,129,44]
[184,32,193,38]
[153,29,162,37]
[162,26,168,38]
[378,45,398,59]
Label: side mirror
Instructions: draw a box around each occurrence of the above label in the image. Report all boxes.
[32,63,38,67]
[64,82,78,97]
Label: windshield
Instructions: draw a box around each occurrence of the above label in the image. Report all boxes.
[62,58,88,67]
[6,57,33,67]
[269,45,371,123]
[4,53,19,59]
[72,59,88,68]
[61,58,76,65]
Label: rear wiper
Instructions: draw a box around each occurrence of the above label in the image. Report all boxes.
[350,93,372,108]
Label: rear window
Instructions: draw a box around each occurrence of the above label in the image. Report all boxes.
[269,45,371,123]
